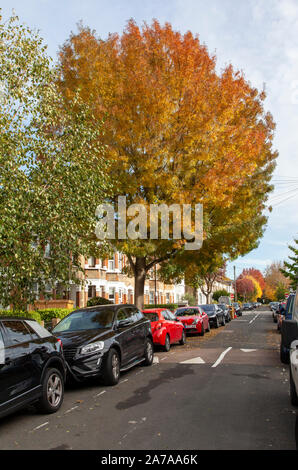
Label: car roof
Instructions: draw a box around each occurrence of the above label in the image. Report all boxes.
[142,308,168,315]
[74,304,136,314]
[0,316,37,322]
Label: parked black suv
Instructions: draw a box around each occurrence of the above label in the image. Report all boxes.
[52,304,154,386]
[199,304,226,328]
[0,317,66,419]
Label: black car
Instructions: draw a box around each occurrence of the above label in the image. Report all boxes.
[242,303,253,311]
[0,317,66,419]
[199,304,226,328]
[52,304,154,386]
[280,293,297,363]
[217,304,231,323]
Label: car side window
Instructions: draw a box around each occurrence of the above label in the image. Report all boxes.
[2,320,32,345]
[166,310,177,320]
[162,310,170,320]
[293,294,298,322]
[0,327,4,365]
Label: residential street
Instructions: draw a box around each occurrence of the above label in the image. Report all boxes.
[0,307,296,450]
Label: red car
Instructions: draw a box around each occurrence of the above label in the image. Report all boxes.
[142,308,186,351]
[174,306,210,336]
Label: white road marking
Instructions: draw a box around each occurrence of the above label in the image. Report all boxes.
[65,406,78,414]
[120,379,128,384]
[249,314,260,325]
[153,357,159,363]
[33,422,49,431]
[212,347,232,368]
[95,390,106,397]
[161,357,167,361]
[240,349,257,352]
[180,357,205,364]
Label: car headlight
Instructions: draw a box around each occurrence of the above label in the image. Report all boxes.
[80,341,105,355]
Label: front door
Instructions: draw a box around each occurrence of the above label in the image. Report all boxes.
[0,320,35,407]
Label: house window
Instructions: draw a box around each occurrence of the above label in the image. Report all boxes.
[118,253,123,271]
[109,287,115,302]
[88,285,96,299]
[118,288,122,302]
[108,259,114,271]
[44,242,51,258]
[166,293,170,303]
[149,291,155,304]
[88,256,96,267]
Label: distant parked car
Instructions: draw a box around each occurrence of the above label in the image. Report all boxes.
[198,304,226,328]
[243,303,253,311]
[277,302,287,332]
[174,306,210,336]
[280,293,297,364]
[53,304,154,386]
[0,317,66,419]
[217,304,231,322]
[142,308,186,351]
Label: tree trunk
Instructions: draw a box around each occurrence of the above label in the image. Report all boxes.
[134,257,147,310]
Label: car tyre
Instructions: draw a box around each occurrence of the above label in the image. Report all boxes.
[206,321,211,333]
[103,348,120,386]
[164,334,171,352]
[179,329,186,345]
[214,317,219,329]
[221,315,226,326]
[36,368,64,414]
[200,323,205,336]
[280,344,290,364]
[290,367,298,406]
[143,338,154,366]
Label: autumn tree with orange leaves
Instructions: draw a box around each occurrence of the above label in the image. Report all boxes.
[58,20,277,308]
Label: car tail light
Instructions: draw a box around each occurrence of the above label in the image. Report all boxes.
[56,338,63,351]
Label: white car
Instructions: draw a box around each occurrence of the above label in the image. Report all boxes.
[290,339,298,406]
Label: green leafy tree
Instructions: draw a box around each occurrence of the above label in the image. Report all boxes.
[212,289,230,302]
[281,239,298,289]
[0,12,110,310]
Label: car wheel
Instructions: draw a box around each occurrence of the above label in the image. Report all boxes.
[164,334,171,352]
[103,348,120,386]
[200,323,205,336]
[221,315,226,326]
[206,321,211,332]
[214,317,219,329]
[290,367,298,406]
[179,329,186,345]
[280,344,290,364]
[143,338,154,366]
[274,317,277,323]
[36,368,64,414]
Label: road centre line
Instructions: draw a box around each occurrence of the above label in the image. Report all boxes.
[212,347,232,368]
[249,313,260,325]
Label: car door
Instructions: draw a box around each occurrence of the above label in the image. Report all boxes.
[166,310,182,342]
[0,323,12,408]
[115,307,139,366]
[1,320,36,406]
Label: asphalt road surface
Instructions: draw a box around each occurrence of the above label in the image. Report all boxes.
[0,308,297,450]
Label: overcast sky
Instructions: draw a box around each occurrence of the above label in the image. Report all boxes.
[2,0,298,279]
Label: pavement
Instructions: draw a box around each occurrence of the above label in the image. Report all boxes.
[0,308,297,450]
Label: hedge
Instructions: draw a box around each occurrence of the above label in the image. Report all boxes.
[0,308,74,324]
[87,296,113,307]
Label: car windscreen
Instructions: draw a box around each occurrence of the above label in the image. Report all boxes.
[53,308,115,332]
[142,312,159,322]
[175,308,199,316]
[200,305,214,312]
